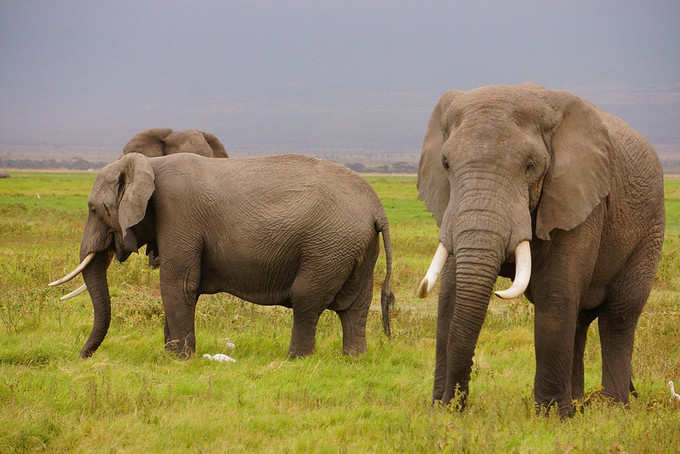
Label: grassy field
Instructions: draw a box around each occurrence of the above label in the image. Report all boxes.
[1,171,679,453]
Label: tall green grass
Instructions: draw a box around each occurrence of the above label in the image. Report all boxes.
[1,171,679,453]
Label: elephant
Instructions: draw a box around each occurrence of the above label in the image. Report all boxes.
[59,128,229,302]
[415,83,664,418]
[49,153,394,359]
[124,128,228,268]
[122,128,228,158]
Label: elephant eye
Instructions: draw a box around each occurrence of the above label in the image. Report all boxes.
[525,159,536,174]
[442,156,450,170]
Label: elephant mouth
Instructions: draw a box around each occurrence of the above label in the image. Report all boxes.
[416,240,532,299]
[113,235,132,262]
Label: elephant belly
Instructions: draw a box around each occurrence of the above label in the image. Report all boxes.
[198,246,298,307]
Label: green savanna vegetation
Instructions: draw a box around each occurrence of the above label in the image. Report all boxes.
[1,171,679,453]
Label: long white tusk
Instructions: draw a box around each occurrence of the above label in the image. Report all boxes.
[416,243,449,298]
[48,252,95,287]
[495,240,531,299]
[60,284,88,301]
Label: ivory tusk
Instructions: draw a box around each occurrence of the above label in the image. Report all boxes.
[48,252,95,287]
[416,243,449,298]
[60,284,87,301]
[495,240,531,299]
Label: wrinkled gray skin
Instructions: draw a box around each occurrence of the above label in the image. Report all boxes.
[77,153,393,359]
[418,84,664,418]
[122,128,228,266]
[122,128,228,158]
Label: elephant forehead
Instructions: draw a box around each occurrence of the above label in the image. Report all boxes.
[452,86,553,125]
[167,130,204,146]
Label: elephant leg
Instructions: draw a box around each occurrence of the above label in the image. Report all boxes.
[571,309,597,401]
[160,258,201,358]
[335,236,379,356]
[530,207,604,418]
[338,306,369,356]
[532,294,579,417]
[288,309,323,358]
[598,240,659,403]
[433,257,455,402]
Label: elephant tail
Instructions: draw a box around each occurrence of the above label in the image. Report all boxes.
[377,217,395,338]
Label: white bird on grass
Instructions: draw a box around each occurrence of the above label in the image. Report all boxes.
[670,381,680,402]
[203,353,236,363]
[202,338,237,362]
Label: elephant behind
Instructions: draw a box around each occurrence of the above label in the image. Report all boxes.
[58,128,230,302]
[50,153,394,359]
[416,83,664,417]
[122,128,228,158]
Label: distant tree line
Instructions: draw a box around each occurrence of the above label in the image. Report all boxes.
[344,161,418,174]
[0,156,107,170]
[1,155,677,174]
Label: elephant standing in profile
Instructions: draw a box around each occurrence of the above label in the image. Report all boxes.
[416,83,664,418]
[122,128,228,158]
[50,153,394,359]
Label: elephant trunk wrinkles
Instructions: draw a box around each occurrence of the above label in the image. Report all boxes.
[79,250,112,358]
[442,223,506,405]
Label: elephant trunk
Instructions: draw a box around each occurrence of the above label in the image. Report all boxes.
[441,231,504,406]
[79,250,113,358]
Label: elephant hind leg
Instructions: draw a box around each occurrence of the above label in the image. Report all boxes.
[599,238,661,403]
[286,268,341,358]
[334,236,379,356]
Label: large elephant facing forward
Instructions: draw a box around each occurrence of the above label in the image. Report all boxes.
[122,128,228,158]
[416,84,664,418]
[50,153,394,359]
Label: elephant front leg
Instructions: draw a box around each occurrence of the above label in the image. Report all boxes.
[533,298,578,417]
[160,263,200,358]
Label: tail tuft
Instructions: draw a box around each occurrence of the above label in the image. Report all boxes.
[381,289,395,338]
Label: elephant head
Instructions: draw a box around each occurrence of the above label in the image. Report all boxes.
[122,128,228,158]
[416,84,611,405]
[49,153,155,358]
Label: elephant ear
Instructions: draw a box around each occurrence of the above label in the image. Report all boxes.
[122,128,173,157]
[535,94,612,240]
[117,153,155,247]
[417,89,461,226]
[200,131,228,158]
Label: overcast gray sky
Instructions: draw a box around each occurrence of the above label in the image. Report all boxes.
[1,0,679,152]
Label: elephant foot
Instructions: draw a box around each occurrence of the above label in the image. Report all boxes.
[535,400,574,419]
[337,309,368,356]
[441,386,468,412]
[164,335,195,359]
[286,347,314,359]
